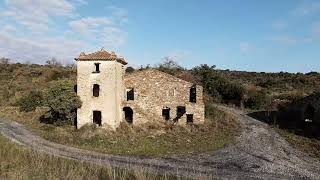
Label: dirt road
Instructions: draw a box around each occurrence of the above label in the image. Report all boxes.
[0,106,319,179]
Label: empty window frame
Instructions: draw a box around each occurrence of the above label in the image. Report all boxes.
[186,114,194,124]
[93,84,100,97]
[94,63,100,73]
[162,107,171,120]
[189,86,197,103]
[74,85,77,93]
[177,106,186,117]
[93,111,102,126]
[127,88,134,101]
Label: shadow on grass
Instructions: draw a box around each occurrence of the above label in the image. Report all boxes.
[247,110,320,139]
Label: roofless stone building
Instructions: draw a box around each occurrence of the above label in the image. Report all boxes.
[75,49,205,129]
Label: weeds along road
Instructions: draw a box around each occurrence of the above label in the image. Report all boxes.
[0,105,320,180]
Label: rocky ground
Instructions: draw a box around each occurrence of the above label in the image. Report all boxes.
[0,105,319,179]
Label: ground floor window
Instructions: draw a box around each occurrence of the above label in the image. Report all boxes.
[177,106,186,117]
[123,107,133,124]
[187,114,194,124]
[162,107,170,120]
[93,111,102,126]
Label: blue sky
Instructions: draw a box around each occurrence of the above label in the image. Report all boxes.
[0,0,319,72]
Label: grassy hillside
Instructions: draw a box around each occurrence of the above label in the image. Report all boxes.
[0,135,174,180]
[0,63,76,106]
[217,70,320,100]
[0,104,239,157]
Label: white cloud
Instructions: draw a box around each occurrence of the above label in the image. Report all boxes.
[2,0,76,32]
[102,27,127,47]
[271,35,315,45]
[0,0,129,64]
[106,6,129,24]
[166,50,191,61]
[0,31,91,64]
[292,2,320,16]
[69,6,129,48]
[1,25,16,34]
[312,22,320,37]
[71,0,87,6]
[272,21,288,30]
[240,42,254,54]
[69,17,113,36]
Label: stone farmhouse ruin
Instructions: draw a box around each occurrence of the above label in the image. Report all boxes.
[75,49,205,129]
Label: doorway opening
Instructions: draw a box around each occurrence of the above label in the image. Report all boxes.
[123,107,133,124]
[93,111,102,126]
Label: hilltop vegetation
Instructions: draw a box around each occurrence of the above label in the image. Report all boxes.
[1,57,319,113]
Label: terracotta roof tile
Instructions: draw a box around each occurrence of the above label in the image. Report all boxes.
[75,49,127,65]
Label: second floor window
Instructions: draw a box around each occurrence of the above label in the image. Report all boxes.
[127,88,134,101]
[94,63,100,73]
[93,84,100,97]
[189,86,197,103]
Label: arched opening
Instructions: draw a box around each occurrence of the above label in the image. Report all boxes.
[93,84,100,97]
[304,105,315,122]
[93,111,102,126]
[189,85,197,103]
[123,107,133,124]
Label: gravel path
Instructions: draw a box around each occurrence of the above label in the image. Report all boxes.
[0,105,319,179]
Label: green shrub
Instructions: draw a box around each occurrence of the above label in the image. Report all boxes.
[17,91,44,112]
[43,80,82,125]
[192,64,245,105]
[244,91,269,109]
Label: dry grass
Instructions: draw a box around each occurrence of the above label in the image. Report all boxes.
[276,128,320,160]
[0,135,179,180]
[0,105,239,157]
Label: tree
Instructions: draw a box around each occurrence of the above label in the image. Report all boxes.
[43,81,82,125]
[157,57,184,75]
[0,57,10,64]
[192,64,245,105]
[46,57,62,67]
[125,66,135,73]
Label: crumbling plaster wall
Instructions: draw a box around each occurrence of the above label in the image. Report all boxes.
[77,60,125,129]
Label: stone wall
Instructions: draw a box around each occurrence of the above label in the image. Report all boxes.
[123,69,205,125]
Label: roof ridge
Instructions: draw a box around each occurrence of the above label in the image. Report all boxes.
[75,49,127,65]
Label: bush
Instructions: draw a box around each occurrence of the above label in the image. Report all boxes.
[192,64,245,105]
[244,91,269,109]
[43,81,82,125]
[17,91,44,112]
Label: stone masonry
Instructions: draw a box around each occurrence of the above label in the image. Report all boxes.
[76,49,205,129]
